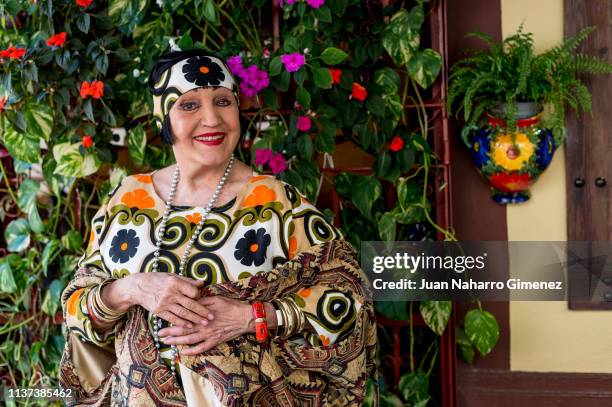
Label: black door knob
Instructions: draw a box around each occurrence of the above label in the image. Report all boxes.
[595,177,606,188]
[574,178,585,188]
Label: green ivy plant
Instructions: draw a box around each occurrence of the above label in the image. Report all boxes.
[447,25,612,142]
[0,0,499,404]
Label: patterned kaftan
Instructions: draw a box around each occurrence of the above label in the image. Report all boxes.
[63,171,362,405]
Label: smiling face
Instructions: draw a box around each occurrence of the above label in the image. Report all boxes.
[168,86,240,169]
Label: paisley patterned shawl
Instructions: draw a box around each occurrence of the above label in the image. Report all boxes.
[59,239,378,406]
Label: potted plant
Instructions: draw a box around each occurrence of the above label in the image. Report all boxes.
[447,26,612,203]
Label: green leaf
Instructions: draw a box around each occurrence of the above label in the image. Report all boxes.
[408,48,442,88]
[108,0,148,34]
[203,0,221,25]
[83,99,94,121]
[329,0,347,15]
[296,87,311,109]
[399,369,429,404]
[178,30,194,50]
[314,128,335,154]
[76,13,90,33]
[96,53,109,75]
[262,88,279,110]
[313,67,333,89]
[293,69,306,87]
[382,7,423,67]
[374,151,392,178]
[53,142,101,178]
[378,212,396,241]
[278,70,290,92]
[5,218,31,252]
[41,239,61,276]
[320,47,348,65]
[352,175,381,218]
[313,5,332,23]
[419,300,452,335]
[128,125,147,166]
[464,309,500,356]
[456,326,475,364]
[2,125,40,163]
[366,94,385,117]
[379,392,404,407]
[296,134,313,159]
[17,179,44,233]
[374,68,401,93]
[0,258,17,294]
[62,230,84,253]
[375,301,408,321]
[41,279,64,316]
[269,56,282,77]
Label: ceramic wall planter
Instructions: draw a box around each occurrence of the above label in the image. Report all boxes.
[463,112,557,204]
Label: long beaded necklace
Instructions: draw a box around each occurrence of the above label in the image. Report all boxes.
[151,154,235,376]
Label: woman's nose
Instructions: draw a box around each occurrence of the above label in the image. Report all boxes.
[198,102,223,127]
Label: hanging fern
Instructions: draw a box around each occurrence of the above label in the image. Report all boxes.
[447,25,612,142]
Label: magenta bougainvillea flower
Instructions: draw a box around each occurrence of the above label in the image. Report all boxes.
[255,148,273,166]
[306,0,325,8]
[296,115,312,132]
[227,55,244,77]
[269,153,287,174]
[280,52,305,73]
[239,65,270,97]
[227,55,269,97]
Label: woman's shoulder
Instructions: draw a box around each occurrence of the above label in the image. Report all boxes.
[242,173,312,211]
[105,171,158,209]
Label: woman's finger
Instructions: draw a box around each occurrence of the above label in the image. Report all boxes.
[163,330,208,345]
[169,304,209,326]
[172,277,201,299]
[177,297,213,322]
[158,325,196,337]
[175,275,206,286]
[181,336,222,355]
[156,311,193,328]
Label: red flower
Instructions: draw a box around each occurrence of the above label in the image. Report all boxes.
[89,81,104,99]
[82,135,94,148]
[351,82,367,101]
[329,68,342,85]
[296,115,312,132]
[489,172,532,193]
[0,96,6,113]
[46,32,67,47]
[76,0,93,7]
[0,46,26,59]
[80,80,104,99]
[390,135,404,152]
[80,82,91,98]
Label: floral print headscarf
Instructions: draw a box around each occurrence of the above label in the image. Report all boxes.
[150,55,240,130]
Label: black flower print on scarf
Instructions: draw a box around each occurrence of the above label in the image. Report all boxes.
[234,228,271,267]
[183,56,226,87]
[109,229,140,263]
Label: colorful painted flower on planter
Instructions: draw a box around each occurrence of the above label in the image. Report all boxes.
[463,115,558,204]
[491,133,535,171]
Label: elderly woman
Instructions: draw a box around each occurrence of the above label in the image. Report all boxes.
[59,49,377,406]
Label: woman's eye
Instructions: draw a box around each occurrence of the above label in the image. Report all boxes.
[181,102,197,110]
[217,98,231,106]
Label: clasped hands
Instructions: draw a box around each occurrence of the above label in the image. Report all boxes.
[131,273,256,355]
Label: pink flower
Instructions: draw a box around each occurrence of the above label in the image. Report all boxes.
[238,65,270,97]
[296,115,312,132]
[269,153,287,174]
[227,55,244,77]
[255,148,273,166]
[263,48,270,58]
[306,0,324,8]
[281,52,305,73]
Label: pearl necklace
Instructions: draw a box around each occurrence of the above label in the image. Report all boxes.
[152,155,235,376]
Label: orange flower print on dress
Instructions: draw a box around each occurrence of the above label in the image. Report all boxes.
[135,174,153,184]
[121,189,155,209]
[297,287,311,298]
[319,335,331,346]
[186,213,202,224]
[242,185,277,207]
[66,288,84,317]
[288,235,298,259]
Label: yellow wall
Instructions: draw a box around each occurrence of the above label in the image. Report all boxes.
[502,0,612,373]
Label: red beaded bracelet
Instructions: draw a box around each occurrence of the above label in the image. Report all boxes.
[251,300,269,343]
